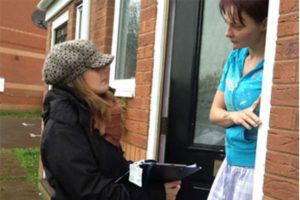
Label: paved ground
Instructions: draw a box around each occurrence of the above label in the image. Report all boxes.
[0,116,42,200]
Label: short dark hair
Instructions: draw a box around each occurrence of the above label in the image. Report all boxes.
[219,0,269,25]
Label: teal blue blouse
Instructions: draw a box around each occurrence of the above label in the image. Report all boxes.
[218,48,264,167]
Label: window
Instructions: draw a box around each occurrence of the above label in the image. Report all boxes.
[111,0,141,97]
[75,1,91,40]
[75,3,83,39]
[51,11,68,45]
[54,23,67,44]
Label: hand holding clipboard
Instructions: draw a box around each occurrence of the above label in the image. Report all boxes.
[129,160,202,187]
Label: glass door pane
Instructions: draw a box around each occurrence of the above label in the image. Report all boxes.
[193,0,231,146]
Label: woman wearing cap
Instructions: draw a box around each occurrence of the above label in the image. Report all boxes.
[41,40,180,200]
[207,0,268,200]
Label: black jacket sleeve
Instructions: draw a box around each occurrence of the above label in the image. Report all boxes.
[42,120,131,200]
[42,120,166,200]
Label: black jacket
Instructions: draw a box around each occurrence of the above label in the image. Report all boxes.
[41,86,165,200]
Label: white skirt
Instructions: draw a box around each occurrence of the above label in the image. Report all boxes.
[207,159,254,200]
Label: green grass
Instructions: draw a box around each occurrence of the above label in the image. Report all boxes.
[10,148,40,185]
[0,111,41,118]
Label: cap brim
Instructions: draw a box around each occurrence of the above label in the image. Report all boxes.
[90,52,114,69]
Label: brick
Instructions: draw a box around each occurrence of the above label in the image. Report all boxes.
[138,32,155,47]
[265,151,290,177]
[275,37,299,60]
[136,147,145,161]
[262,196,276,200]
[278,12,299,37]
[273,60,298,83]
[106,4,115,14]
[270,107,298,131]
[264,175,298,200]
[136,71,152,85]
[126,108,149,122]
[0,29,46,52]
[135,85,151,97]
[141,0,156,9]
[0,54,44,85]
[122,142,129,159]
[265,151,298,179]
[136,59,153,72]
[127,98,150,110]
[0,1,46,37]
[145,19,156,32]
[280,0,299,14]
[290,156,299,180]
[139,21,147,34]
[267,129,299,154]
[140,18,156,33]
[130,145,136,160]
[122,132,147,149]
[271,85,298,106]
[140,4,157,22]
[144,46,154,58]
[127,98,143,109]
[297,64,299,83]
[94,0,106,10]
[124,119,148,135]
[134,148,144,161]
[137,47,145,59]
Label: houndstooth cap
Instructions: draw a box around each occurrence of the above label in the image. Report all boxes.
[42,40,114,85]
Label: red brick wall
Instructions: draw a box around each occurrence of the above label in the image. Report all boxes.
[0,0,47,111]
[90,0,114,54]
[263,0,299,199]
[121,0,157,161]
[89,0,157,161]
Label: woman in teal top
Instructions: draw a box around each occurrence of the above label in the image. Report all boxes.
[207,0,268,199]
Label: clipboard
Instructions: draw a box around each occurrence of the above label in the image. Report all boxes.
[128,160,202,187]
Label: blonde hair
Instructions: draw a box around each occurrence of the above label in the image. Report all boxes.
[71,75,115,132]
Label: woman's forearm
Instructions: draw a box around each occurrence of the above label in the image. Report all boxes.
[209,107,235,128]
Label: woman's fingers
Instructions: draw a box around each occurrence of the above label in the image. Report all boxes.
[243,109,261,128]
[233,109,261,130]
[229,98,263,129]
[164,181,181,200]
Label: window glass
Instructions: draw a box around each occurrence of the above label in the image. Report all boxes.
[54,23,67,44]
[51,11,68,46]
[115,0,140,79]
[193,0,231,146]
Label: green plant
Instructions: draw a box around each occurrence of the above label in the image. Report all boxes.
[0,111,41,118]
[11,148,40,185]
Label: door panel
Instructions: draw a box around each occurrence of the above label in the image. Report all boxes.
[164,0,231,199]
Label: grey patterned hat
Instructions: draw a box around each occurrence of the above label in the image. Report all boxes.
[42,40,114,85]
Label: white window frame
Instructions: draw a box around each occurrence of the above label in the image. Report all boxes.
[51,11,69,46]
[75,0,91,40]
[0,77,5,93]
[75,4,83,39]
[110,0,136,98]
